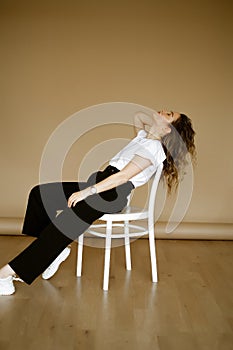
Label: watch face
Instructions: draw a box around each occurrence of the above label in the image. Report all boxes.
[91,186,97,194]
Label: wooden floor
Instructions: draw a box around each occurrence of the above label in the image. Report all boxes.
[0,236,233,350]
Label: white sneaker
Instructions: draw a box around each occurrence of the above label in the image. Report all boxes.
[42,246,71,280]
[0,276,15,296]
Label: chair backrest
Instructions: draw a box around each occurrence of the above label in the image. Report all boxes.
[126,163,163,220]
[148,163,163,224]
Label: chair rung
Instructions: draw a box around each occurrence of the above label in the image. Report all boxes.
[87,223,148,238]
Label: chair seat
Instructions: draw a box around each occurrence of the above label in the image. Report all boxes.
[100,206,149,221]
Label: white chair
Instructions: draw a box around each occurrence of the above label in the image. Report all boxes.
[76,163,163,291]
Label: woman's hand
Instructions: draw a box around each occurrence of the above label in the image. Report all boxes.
[68,190,88,208]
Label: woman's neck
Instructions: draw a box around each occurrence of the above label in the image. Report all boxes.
[146,133,161,141]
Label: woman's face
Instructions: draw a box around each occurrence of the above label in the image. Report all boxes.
[150,110,181,138]
[158,110,180,123]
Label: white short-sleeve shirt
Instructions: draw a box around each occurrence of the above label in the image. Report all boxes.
[109,130,166,188]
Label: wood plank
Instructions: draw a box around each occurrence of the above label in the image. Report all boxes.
[0,236,233,350]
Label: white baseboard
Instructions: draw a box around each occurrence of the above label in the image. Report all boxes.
[0,217,232,240]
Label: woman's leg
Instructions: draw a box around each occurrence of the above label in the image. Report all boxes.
[0,181,87,282]
[22,181,87,237]
[4,169,134,285]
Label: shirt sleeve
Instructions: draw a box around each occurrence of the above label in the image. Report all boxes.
[134,140,166,167]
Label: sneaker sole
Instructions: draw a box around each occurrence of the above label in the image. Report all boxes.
[42,247,71,280]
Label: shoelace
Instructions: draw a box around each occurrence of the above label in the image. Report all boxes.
[13,276,24,282]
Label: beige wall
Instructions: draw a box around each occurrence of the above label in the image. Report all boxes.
[0,0,233,230]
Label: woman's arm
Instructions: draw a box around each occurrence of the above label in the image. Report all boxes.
[67,155,152,207]
[134,111,167,140]
[133,111,155,133]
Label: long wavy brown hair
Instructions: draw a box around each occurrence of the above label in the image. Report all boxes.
[161,113,196,194]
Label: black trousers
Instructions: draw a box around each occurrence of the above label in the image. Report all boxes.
[9,166,134,285]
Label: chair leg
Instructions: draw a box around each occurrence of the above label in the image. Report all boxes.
[148,223,158,282]
[103,220,112,291]
[76,234,84,277]
[124,220,131,270]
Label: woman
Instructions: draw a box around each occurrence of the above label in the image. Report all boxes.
[0,110,196,295]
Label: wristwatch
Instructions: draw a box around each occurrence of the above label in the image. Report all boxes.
[90,185,97,194]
